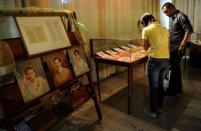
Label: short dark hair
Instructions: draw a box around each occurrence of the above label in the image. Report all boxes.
[162,2,175,9]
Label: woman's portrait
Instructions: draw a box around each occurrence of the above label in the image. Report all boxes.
[43,51,73,88]
[68,46,89,77]
[15,58,50,103]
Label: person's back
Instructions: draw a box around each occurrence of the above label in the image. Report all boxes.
[138,13,169,119]
[142,22,169,59]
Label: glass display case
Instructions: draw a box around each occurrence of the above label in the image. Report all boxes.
[90,38,148,114]
[190,32,201,66]
[90,39,147,63]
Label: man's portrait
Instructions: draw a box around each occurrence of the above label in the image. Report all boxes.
[15,58,50,103]
[43,51,73,88]
[67,46,89,77]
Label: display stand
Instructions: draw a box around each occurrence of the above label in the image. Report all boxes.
[90,39,148,114]
[0,9,102,131]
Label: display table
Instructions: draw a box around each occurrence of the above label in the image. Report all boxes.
[189,40,201,66]
[90,39,148,114]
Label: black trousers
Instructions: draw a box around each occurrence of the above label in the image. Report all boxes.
[168,50,183,94]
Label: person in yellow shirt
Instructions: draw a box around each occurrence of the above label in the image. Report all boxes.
[137,13,169,118]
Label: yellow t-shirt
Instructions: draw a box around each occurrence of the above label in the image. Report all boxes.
[142,22,169,59]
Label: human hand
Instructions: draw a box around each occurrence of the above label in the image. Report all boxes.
[178,45,185,56]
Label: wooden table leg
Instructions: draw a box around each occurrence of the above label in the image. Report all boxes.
[127,65,133,114]
[95,62,101,102]
[87,73,102,120]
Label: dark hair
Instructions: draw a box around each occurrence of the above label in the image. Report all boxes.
[53,57,65,68]
[53,57,61,62]
[162,2,175,9]
[25,65,35,74]
[137,13,156,33]
[74,50,80,55]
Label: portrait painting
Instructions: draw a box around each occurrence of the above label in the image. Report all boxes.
[0,41,15,68]
[40,90,74,118]
[43,51,73,88]
[15,58,50,103]
[67,46,90,77]
[0,41,15,87]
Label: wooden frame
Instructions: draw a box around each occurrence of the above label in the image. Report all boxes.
[42,51,73,88]
[0,41,16,87]
[15,16,71,56]
[15,58,50,103]
[0,10,102,130]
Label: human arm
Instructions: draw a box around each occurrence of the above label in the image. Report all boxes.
[178,32,191,52]
[178,14,193,52]
[142,39,150,51]
[142,28,150,51]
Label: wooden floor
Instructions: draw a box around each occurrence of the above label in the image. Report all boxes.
[50,60,201,131]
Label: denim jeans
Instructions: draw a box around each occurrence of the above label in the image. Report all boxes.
[147,57,169,112]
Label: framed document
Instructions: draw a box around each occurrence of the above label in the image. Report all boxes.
[15,16,71,56]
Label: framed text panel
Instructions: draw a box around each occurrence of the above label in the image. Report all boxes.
[15,16,71,56]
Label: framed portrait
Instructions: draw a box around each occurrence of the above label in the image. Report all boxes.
[67,46,90,77]
[15,16,71,56]
[15,58,50,103]
[43,51,73,88]
[40,90,74,118]
[0,41,15,87]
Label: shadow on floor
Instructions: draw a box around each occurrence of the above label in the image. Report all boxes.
[103,62,201,130]
[103,81,191,129]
